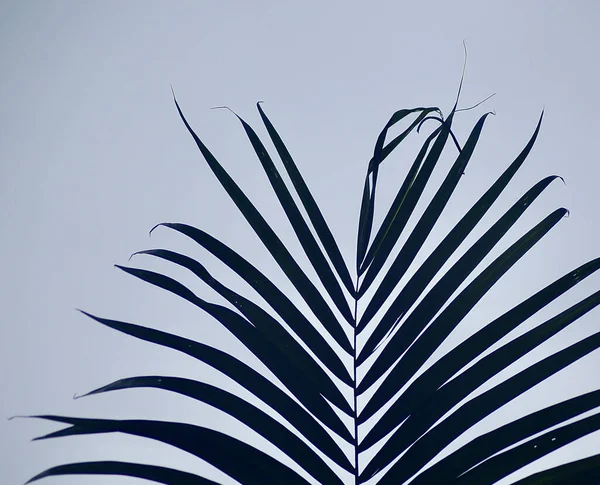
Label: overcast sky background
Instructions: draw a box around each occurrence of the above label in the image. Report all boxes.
[2,2,600,484]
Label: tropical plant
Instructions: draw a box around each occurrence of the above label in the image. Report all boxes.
[24,85,600,485]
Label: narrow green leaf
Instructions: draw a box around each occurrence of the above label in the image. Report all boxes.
[232,112,354,322]
[365,322,600,484]
[359,207,568,403]
[31,416,310,485]
[115,265,354,430]
[358,112,489,323]
[365,108,442,174]
[356,110,457,296]
[26,461,218,485]
[357,115,545,352]
[152,222,352,384]
[134,249,352,414]
[173,97,351,354]
[80,312,353,458]
[80,376,348,483]
[510,454,600,485]
[356,108,443,272]
[257,103,356,296]
[455,412,600,485]
[410,389,600,484]
[358,189,564,401]
[359,211,577,472]
[359,126,442,275]
[358,109,442,273]
[360,257,600,447]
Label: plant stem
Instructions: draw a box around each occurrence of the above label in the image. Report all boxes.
[353,285,360,485]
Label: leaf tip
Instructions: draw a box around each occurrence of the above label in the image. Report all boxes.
[211,105,238,117]
[149,223,163,237]
[212,105,246,126]
[128,250,150,262]
[77,309,101,325]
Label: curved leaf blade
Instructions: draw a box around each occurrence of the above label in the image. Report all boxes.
[356,109,457,296]
[173,96,351,354]
[133,248,352,414]
[153,222,352,384]
[359,208,568,404]
[79,312,353,459]
[365,324,600,483]
[257,104,356,296]
[510,454,600,485]
[31,416,311,485]
[233,112,354,323]
[358,112,489,323]
[81,376,348,483]
[356,108,441,269]
[357,118,546,355]
[410,389,600,484]
[360,257,600,448]
[26,461,218,485]
[115,265,354,430]
[455,412,600,485]
[358,126,442,276]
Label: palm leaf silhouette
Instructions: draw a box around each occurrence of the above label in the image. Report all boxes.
[25,90,600,484]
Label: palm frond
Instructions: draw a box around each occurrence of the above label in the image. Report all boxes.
[25,92,600,485]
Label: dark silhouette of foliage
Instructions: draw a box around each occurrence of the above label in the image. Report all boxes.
[24,88,600,484]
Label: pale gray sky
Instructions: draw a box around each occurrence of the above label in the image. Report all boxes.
[2,1,600,484]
